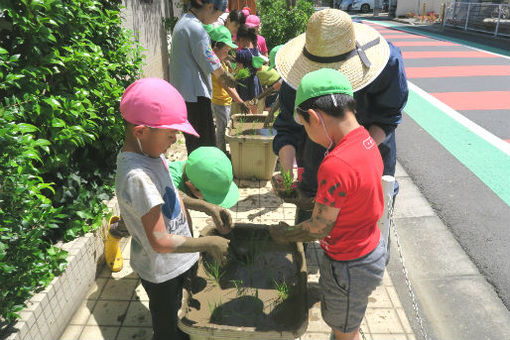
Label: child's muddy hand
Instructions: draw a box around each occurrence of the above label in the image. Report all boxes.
[270,222,291,244]
[271,173,284,194]
[207,205,233,235]
[207,236,230,265]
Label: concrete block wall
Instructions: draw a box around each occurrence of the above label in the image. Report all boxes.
[121,0,171,80]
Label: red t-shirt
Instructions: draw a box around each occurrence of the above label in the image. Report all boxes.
[316,126,384,261]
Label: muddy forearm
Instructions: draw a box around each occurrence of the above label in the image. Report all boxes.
[180,191,214,213]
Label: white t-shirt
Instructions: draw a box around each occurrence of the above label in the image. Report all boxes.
[115,152,198,283]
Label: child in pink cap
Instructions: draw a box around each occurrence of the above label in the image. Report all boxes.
[115,78,230,340]
[246,14,268,57]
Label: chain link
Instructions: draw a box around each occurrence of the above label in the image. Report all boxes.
[359,326,368,340]
[389,203,430,340]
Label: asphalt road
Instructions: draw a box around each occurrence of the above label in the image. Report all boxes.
[364,21,510,309]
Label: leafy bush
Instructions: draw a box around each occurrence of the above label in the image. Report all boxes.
[258,0,315,51]
[0,0,144,322]
[0,110,67,323]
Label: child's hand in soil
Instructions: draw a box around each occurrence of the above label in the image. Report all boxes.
[205,236,230,264]
[205,204,233,235]
[269,221,292,244]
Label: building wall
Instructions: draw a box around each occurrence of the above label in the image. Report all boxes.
[396,0,445,16]
[121,0,171,80]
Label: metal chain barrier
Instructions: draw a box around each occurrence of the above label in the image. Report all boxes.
[389,203,430,340]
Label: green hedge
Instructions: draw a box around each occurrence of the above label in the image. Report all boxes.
[258,0,315,51]
[0,0,144,322]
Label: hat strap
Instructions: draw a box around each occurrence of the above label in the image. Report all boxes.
[302,37,379,68]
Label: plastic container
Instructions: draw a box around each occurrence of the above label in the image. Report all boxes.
[225,114,278,180]
[178,224,308,340]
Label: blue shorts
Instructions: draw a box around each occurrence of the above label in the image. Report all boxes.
[319,236,387,333]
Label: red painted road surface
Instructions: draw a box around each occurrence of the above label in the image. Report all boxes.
[406,65,510,78]
[365,21,510,138]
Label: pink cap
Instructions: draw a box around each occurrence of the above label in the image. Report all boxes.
[246,15,260,28]
[241,9,250,17]
[120,78,199,137]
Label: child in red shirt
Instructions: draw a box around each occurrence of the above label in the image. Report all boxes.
[271,68,386,340]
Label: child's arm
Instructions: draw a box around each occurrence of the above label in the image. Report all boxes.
[270,202,340,243]
[179,191,233,235]
[141,205,230,263]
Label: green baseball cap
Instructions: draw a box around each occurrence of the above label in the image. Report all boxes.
[185,147,239,208]
[209,26,238,49]
[294,69,354,124]
[252,54,268,69]
[268,44,283,70]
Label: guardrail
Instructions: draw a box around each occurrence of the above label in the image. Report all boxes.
[443,1,510,38]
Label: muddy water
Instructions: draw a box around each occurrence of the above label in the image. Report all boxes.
[182,227,306,332]
[231,121,276,137]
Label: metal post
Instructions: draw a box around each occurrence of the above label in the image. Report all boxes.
[440,3,446,29]
[464,2,471,31]
[495,4,502,37]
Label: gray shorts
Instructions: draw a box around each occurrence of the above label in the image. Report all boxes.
[319,236,387,333]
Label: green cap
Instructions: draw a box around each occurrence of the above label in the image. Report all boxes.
[268,44,283,70]
[202,23,214,34]
[295,68,354,110]
[208,26,238,49]
[185,147,239,208]
[252,54,268,69]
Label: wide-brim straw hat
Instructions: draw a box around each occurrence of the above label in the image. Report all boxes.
[275,9,390,91]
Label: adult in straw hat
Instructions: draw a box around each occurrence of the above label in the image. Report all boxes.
[272,9,408,220]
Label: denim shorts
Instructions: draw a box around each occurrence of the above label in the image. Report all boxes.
[319,236,387,333]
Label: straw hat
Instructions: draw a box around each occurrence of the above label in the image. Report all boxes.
[275,9,390,91]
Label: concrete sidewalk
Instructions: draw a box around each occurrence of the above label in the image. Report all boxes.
[60,179,416,340]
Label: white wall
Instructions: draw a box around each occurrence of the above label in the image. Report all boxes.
[396,0,446,16]
[121,0,170,80]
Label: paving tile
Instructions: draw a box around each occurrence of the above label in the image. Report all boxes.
[86,278,108,300]
[87,301,130,326]
[382,271,392,287]
[300,331,331,340]
[307,307,329,332]
[59,325,83,340]
[100,279,138,300]
[123,300,152,327]
[386,286,403,308]
[235,194,260,208]
[238,179,260,188]
[396,308,413,333]
[189,209,209,219]
[79,326,119,340]
[132,281,149,301]
[258,206,286,220]
[99,262,138,280]
[69,300,96,325]
[259,192,284,207]
[395,162,409,178]
[122,240,131,259]
[116,327,153,340]
[393,177,435,218]
[365,308,405,334]
[368,285,393,308]
[371,334,408,340]
[235,208,264,223]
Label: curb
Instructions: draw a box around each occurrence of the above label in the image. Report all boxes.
[388,162,510,339]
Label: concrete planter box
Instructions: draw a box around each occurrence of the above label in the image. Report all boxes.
[2,200,118,340]
[225,114,278,180]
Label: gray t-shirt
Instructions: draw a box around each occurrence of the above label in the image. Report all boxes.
[169,13,221,102]
[115,152,198,283]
